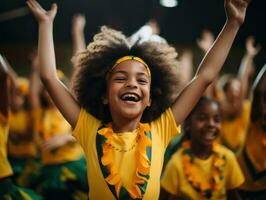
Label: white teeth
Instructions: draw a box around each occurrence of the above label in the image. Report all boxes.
[121,93,140,102]
[204,131,216,140]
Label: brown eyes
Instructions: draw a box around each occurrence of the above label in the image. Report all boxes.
[112,76,148,84]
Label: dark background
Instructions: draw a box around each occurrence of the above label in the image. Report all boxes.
[0,0,265,77]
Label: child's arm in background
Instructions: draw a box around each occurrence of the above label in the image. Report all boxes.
[0,54,9,118]
[171,0,251,125]
[26,0,80,128]
[238,36,261,99]
[71,14,86,55]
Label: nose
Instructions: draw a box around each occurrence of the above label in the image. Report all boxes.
[125,77,138,88]
[207,118,217,127]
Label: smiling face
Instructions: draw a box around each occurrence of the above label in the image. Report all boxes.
[105,60,151,122]
[189,101,221,147]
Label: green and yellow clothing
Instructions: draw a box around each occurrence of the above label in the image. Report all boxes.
[0,112,13,179]
[220,100,251,155]
[32,107,88,200]
[40,108,83,164]
[0,113,43,199]
[161,143,244,200]
[73,107,180,200]
[8,110,38,158]
[238,122,266,192]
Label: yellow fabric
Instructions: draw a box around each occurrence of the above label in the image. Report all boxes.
[219,100,251,154]
[73,107,180,200]
[0,113,13,178]
[17,77,29,96]
[161,144,244,200]
[8,110,38,157]
[112,56,151,77]
[238,122,266,191]
[40,108,83,164]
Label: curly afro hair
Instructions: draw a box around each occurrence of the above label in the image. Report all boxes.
[71,26,181,123]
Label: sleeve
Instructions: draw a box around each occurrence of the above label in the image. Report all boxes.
[151,108,181,148]
[242,100,251,130]
[225,150,245,189]
[161,153,180,195]
[72,108,100,153]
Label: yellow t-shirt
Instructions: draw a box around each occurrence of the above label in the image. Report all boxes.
[161,144,244,200]
[220,100,251,155]
[40,108,83,164]
[73,108,180,200]
[8,110,38,157]
[0,112,13,178]
[238,122,266,191]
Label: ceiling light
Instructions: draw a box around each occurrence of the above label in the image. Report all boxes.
[160,0,178,8]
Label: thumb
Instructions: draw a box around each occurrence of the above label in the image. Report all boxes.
[50,3,57,16]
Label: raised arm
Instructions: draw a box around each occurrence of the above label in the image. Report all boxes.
[29,50,41,109]
[171,0,250,125]
[0,54,9,118]
[26,0,80,127]
[196,30,218,98]
[178,49,193,89]
[238,36,261,99]
[71,14,86,55]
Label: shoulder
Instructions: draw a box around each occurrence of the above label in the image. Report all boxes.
[167,147,184,168]
[215,144,236,159]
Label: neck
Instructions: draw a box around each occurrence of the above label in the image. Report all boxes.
[190,140,212,160]
[111,116,141,133]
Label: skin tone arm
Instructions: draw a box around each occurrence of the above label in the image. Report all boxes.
[196,30,218,98]
[71,14,86,55]
[171,0,251,125]
[29,50,41,109]
[26,0,80,128]
[0,54,9,118]
[42,133,77,151]
[178,49,193,89]
[238,36,261,99]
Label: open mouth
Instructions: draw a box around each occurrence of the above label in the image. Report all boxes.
[203,130,217,141]
[121,93,140,102]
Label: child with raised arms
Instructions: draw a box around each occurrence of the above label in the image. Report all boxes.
[26,0,250,199]
[0,54,43,200]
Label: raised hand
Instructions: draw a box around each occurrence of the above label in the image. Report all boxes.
[225,0,250,26]
[72,14,86,33]
[196,30,215,53]
[26,0,57,23]
[246,36,261,57]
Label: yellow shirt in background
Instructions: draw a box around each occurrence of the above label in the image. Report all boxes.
[220,100,251,155]
[40,108,83,164]
[8,110,38,157]
[161,144,244,200]
[238,122,266,191]
[0,112,13,178]
[73,108,180,200]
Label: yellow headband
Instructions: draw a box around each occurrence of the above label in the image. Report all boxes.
[112,56,151,77]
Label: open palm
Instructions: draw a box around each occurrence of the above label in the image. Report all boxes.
[225,0,250,25]
[26,0,57,23]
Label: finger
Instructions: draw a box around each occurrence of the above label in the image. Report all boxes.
[51,3,57,14]
[26,1,35,12]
